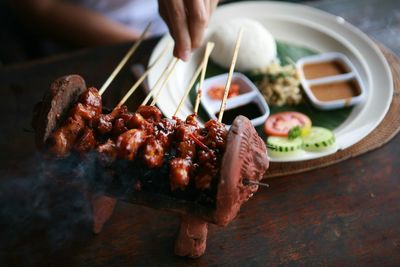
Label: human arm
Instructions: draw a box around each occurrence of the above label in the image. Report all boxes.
[10,0,142,47]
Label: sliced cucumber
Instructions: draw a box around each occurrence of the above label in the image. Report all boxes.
[267,136,303,157]
[302,127,335,151]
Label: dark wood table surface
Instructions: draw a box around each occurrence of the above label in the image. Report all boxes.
[1,0,400,266]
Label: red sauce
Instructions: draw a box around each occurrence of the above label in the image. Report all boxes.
[207,82,240,100]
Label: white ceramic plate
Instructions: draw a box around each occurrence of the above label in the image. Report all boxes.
[147,1,393,162]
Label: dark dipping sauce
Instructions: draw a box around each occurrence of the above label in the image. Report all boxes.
[216,102,262,125]
[303,60,349,79]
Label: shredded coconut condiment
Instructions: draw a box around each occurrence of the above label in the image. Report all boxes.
[253,63,302,106]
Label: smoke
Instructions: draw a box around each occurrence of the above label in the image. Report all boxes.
[0,153,99,266]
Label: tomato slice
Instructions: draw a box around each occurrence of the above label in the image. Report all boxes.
[264,111,312,137]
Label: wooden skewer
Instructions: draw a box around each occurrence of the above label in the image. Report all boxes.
[173,62,203,117]
[116,42,171,107]
[193,42,215,115]
[174,42,215,117]
[150,57,180,106]
[243,178,269,188]
[217,28,244,123]
[141,56,176,106]
[99,22,152,96]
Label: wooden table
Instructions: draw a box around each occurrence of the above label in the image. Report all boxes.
[1,1,399,266]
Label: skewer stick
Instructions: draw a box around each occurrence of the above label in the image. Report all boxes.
[174,42,215,117]
[194,42,215,114]
[173,62,203,117]
[99,22,152,96]
[243,178,270,188]
[116,42,171,107]
[217,28,244,123]
[141,56,176,106]
[150,58,180,106]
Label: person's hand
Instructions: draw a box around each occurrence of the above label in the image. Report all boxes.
[158,0,219,61]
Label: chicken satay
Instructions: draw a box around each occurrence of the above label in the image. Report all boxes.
[142,118,175,168]
[96,139,118,166]
[74,127,97,153]
[115,129,147,161]
[169,116,201,191]
[96,114,113,135]
[202,119,227,150]
[126,112,154,134]
[142,137,164,168]
[185,113,198,126]
[94,105,161,166]
[195,150,218,190]
[72,87,103,125]
[94,105,129,135]
[125,105,162,134]
[96,105,158,136]
[112,118,129,136]
[49,87,102,157]
[155,118,175,147]
[194,120,228,190]
[169,158,192,191]
[110,106,137,136]
[49,115,85,157]
[79,87,102,117]
[136,105,162,123]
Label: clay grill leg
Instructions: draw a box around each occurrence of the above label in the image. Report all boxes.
[91,195,117,234]
[175,215,208,258]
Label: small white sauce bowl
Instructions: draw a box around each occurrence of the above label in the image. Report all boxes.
[199,72,270,127]
[297,52,366,110]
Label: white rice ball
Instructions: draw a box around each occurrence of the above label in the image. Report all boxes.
[209,18,277,72]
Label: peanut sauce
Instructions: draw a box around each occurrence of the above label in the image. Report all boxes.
[303,61,348,80]
[310,80,361,102]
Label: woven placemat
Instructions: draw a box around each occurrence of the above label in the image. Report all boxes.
[265,44,400,178]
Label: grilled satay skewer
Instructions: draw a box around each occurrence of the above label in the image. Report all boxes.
[194,42,215,115]
[150,58,180,106]
[167,42,216,191]
[92,52,177,139]
[95,51,181,168]
[82,55,179,232]
[174,42,215,117]
[139,42,215,170]
[117,42,172,107]
[99,22,152,96]
[218,27,243,122]
[141,56,177,106]
[36,23,153,156]
[106,58,180,164]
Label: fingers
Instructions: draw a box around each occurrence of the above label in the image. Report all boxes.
[159,0,191,61]
[185,0,207,49]
[158,0,218,61]
[210,0,219,16]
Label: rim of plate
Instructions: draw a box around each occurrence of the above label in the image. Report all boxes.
[147,1,393,162]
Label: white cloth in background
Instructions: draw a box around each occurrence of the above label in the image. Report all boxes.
[69,0,168,36]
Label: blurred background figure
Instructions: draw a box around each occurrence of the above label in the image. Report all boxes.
[1,0,167,63]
